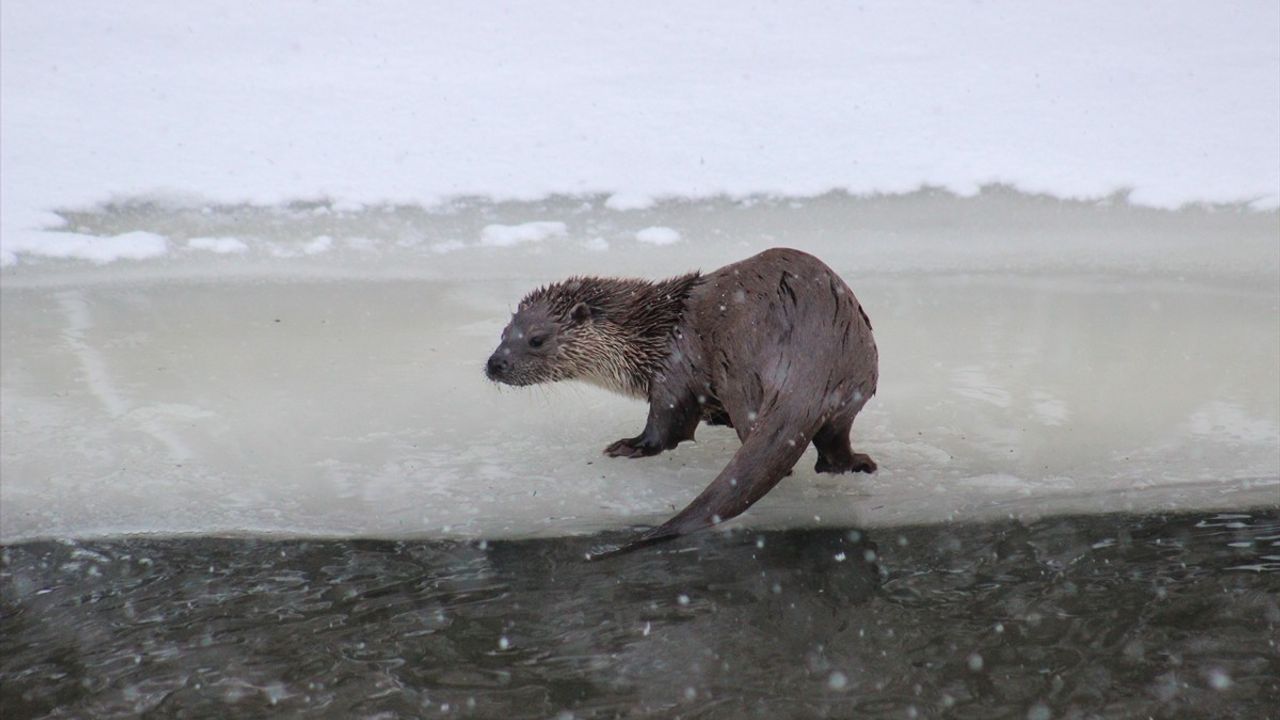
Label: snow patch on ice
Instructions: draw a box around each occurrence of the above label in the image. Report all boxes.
[635,226,681,246]
[304,236,333,255]
[605,193,656,211]
[480,222,568,247]
[2,231,169,265]
[187,237,248,254]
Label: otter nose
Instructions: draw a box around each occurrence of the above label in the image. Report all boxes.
[486,354,509,377]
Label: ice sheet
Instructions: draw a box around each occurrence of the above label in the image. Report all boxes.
[2,194,1276,542]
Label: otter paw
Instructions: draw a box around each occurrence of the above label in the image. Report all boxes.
[815,453,877,474]
[850,453,877,473]
[814,456,842,474]
[604,437,665,458]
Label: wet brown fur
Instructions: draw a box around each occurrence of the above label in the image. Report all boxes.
[486,248,878,556]
[512,274,702,397]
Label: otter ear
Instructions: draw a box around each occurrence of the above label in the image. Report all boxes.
[570,302,595,325]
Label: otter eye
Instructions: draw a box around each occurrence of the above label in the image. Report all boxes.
[529,335,547,349]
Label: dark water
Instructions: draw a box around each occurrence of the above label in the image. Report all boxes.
[3,511,1278,720]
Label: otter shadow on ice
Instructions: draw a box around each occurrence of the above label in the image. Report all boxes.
[486,248,879,555]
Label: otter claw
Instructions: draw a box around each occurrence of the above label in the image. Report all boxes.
[604,437,663,458]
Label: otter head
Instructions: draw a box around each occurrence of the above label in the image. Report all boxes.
[485,295,598,387]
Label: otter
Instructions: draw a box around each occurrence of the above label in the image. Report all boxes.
[485,248,878,556]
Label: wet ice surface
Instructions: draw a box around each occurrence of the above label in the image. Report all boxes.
[2,192,1278,542]
[3,511,1277,719]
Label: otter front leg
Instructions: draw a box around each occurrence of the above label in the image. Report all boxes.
[604,386,701,459]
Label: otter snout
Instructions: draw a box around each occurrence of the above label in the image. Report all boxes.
[485,353,511,381]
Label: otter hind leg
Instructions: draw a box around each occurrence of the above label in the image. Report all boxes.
[812,416,876,474]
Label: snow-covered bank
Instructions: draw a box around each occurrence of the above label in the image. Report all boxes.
[2,194,1276,543]
[3,1,1278,261]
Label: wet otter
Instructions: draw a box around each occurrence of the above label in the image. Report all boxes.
[485,248,878,556]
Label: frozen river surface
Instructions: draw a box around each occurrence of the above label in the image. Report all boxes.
[2,193,1277,543]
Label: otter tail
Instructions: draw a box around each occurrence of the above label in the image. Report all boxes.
[588,411,810,559]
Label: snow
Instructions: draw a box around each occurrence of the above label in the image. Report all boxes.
[1,231,168,266]
[828,671,849,691]
[303,236,333,255]
[605,193,657,212]
[187,237,249,255]
[2,2,1279,265]
[480,222,569,248]
[635,226,682,246]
